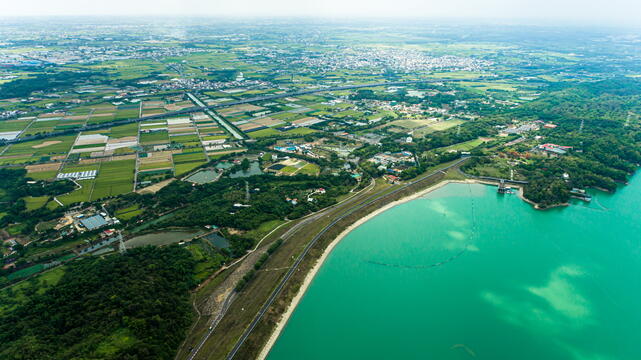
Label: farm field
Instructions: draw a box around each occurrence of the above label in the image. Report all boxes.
[90,159,136,200]
[57,179,95,205]
[413,119,465,137]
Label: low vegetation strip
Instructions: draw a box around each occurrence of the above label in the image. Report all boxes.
[234,239,283,292]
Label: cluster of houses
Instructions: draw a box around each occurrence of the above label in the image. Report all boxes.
[273,142,320,158]
[369,151,416,175]
[285,187,327,206]
[2,239,22,270]
[535,143,572,156]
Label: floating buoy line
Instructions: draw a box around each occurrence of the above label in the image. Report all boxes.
[365,183,479,270]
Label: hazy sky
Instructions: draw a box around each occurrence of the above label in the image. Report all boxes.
[4,0,641,25]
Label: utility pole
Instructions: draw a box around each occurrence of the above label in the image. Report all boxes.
[245,181,250,202]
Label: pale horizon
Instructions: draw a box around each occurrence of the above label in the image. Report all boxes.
[3,0,641,27]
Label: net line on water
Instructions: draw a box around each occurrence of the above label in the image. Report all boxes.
[366,248,467,269]
[593,196,610,211]
[365,183,478,270]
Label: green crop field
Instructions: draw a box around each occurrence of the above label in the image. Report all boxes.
[388,118,436,129]
[0,119,30,132]
[110,123,139,138]
[249,128,280,138]
[170,134,201,144]
[26,170,59,181]
[139,161,173,171]
[413,119,465,137]
[173,151,206,164]
[91,159,136,200]
[271,112,302,121]
[285,127,316,136]
[140,130,169,144]
[297,163,321,175]
[57,179,95,205]
[440,138,487,152]
[115,204,143,221]
[174,161,206,176]
[3,135,76,158]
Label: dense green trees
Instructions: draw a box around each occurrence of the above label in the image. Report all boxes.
[464,78,641,207]
[158,173,355,229]
[128,173,356,252]
[0,71,104,98]
[0,246,195,360]
[0,169,74,234]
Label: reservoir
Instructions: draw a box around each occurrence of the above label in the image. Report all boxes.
[267,177,641,360]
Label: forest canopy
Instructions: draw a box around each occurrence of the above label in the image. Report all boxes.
[0,246,195,360]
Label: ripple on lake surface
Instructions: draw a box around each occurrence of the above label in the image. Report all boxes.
[268,177,641,360]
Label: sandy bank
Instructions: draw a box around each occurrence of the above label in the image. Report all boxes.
[257,179,477,360]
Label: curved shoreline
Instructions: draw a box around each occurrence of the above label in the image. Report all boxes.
[257,179,477,360]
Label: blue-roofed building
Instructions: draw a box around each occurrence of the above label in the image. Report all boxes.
[80,215,108,231]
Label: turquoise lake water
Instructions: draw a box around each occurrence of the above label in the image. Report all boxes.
[267,177,641,360]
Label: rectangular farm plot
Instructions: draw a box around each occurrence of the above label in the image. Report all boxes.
[69,134,108,154]
[291,117,324,127]
[26,169,59,181]
[111,108,140,121]
[202,134,228,141]
[0,155,38,166]
[172,151,207,164]
[110,123,139,138]
[166,117,191,126]
[90,159,136,200]
[238,122,267,133]
[139,161,173,171]
[141,119,167,127]
[26,162,61,173]
[271,112,306,122]
[141,109,165,117]
[252,117,285,127]
[169,134,201,146]
[283,127,316,136]
[218,104,265,116]
[140,130,169,145]
[138,151,174,171]
[142,101,165,109]
[74,134,108,146]
[199,126,226,137]
[4,135,75,158]
[0,120,33,140]
[249,128,281,138]
[86,113,116,124]
[0,119,31,133]
[171,149,208,174]
[105,136,138,152]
